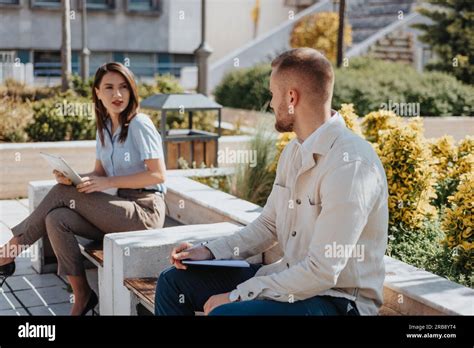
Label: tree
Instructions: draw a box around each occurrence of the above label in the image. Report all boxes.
[413,0,474,84]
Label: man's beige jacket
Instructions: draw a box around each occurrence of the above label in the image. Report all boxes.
[207,111,389,315]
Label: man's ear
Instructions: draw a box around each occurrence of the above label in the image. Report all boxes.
[288,89,299,106]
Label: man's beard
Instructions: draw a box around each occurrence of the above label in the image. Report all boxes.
[274,102,294,133]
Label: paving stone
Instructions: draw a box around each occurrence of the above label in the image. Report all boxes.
[0,290,22,311]
[0,308,28,316]
[6,274,65,291]
[28,302,73,316]
[15,286,71,308]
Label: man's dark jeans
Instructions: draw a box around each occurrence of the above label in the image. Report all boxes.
[154,264,360,316]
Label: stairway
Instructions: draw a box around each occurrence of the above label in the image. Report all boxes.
[346,0,417,44]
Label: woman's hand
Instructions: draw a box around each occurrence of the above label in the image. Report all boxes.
[76,176,112,194]
[53,170,72,186]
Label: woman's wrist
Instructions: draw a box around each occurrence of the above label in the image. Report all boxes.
[106,176,115,188]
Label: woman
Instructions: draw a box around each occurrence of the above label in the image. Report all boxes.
[0,62,166,315]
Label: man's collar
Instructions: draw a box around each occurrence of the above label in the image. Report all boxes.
[300,110,346,156]
[294,110,346,170]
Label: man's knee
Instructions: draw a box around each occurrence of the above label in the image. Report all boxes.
[155,266,184,314]
[156,266,182,296]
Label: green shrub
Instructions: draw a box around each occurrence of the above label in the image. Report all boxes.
[25,92,96,142]
[0,78,59,102]
[214,64,272,111]
[71,74,94,98]
[138,74,184,100]
[333,58,474,116]
[0,96,33,142]
[386,221,444,273]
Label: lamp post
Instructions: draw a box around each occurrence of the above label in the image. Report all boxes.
[81,0,90,80]
[336,0,346,68]
[61,0,72,91]
[194,0,212,95]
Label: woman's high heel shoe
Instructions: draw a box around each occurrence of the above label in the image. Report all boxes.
[80,290,98,316]
[0,261,15,288]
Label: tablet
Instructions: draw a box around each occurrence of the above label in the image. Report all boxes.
[40,152,83,186]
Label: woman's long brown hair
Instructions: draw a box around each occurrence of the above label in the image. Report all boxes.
[92,62,140,146]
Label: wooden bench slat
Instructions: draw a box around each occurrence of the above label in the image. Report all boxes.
[84,248,104,267]
[124,277,157,313]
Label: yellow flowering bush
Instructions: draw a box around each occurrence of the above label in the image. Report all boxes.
[452,136,474,179]
[290,12,352,64]
[442,172,474,271]
[360,110,401,143]
[429,135,458,180]
[429,135,474,208]
[338,103,362,136]
[429,135,459,207]
[376,122,437,230]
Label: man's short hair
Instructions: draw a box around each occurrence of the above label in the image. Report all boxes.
[271,48,334,102]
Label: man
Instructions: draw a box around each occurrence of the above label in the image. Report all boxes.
[155,48,388,316]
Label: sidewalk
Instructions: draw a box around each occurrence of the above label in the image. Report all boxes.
[0,199,75,316]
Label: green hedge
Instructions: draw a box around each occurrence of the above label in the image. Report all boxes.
[333,58,474,116]
[214,64,272,112]
[25,92,96,142]
[213,57,474,116]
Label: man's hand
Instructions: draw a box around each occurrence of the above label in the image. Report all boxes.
[203,292,232,315]
[76,176,112,193]
[170,242,213,270]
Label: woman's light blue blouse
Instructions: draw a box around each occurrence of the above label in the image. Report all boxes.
[96,113,166,193]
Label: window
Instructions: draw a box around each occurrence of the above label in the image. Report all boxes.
[125,52,156,76]
[86,0,114,10]
[89,52,113,75]
[127,0,160,12]
[0,0,20,5]
[33,51,61,76]
[31,0,60,7]
[172,54,196,77]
